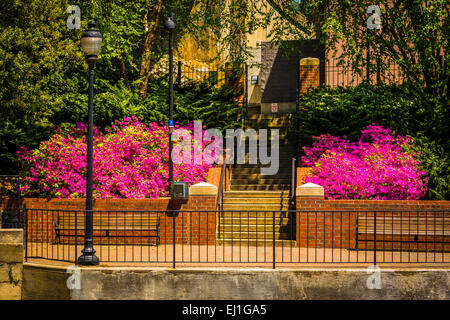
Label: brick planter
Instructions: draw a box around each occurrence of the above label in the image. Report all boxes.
[295,183,450,251]
[2,183,218,246]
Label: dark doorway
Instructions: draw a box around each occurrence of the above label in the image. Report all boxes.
[260,40,324,104]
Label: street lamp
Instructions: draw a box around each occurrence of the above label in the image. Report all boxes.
[165,13,175,196]
[78,21,102,266]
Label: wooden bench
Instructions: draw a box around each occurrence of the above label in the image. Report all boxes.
[54,212,160,245]
[357,214,450,246]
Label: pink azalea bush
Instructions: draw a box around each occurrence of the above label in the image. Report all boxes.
[301,124,428,200]
[18,117,216,199]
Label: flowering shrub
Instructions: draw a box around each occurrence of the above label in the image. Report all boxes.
[301,124,428,200]
[18,117,216,199]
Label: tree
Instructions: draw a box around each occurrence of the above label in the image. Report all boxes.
[0,0,250,173]
[272,0,448,101]
[0,0,84,173]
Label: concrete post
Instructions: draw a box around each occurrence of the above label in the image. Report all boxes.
[0,229,23,300]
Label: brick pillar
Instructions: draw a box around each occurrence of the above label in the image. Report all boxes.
[188,183,217,245]
[0,229,23,300]
[299,57,320,95]
[295,183,357,249]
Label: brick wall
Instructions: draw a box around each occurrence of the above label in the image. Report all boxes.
[6,196,217,246]
[296,167,311,187]
[296,192,450,251]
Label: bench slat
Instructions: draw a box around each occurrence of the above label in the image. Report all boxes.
[358,215,450,236]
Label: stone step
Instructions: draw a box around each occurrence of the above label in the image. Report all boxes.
[233,156,295,163]
[224,191,290,198]
[223,197,290,204]
[246,105,261,114]
[230,179,291,187]
[230,184,291,191]
[246,114,293,120]
[230,144,294,150]
[218,224,294,233]
[220,211,294,218]
[220,217,292,225]
[231,160,293,168]
[230,167,292,175]
[218,232,295,240]
[244,124,294,129]
[236,132,293,138]
[244,122,293,129]
[216,239,296,247]
[222,204,291,211]
[230,129,294,136]
[217,232,295,240]
[231,173,291,180]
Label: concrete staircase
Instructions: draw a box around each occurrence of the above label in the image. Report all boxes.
[218,112,296,246]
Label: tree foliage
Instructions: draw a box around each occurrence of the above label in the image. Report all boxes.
[273,0,448,100]
[0,0,246,174]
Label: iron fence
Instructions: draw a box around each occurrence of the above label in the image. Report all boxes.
[176,62,228,87]
[179,59,405,89]
[23,208,450,267]
[323,60,404,88]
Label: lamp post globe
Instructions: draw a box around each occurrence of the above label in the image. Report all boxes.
[78,21,102,266]
[81,21,102,65]
[165,13,175,30]
[165,13,175,197]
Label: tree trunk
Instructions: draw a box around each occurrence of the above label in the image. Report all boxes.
[138,0,164,99]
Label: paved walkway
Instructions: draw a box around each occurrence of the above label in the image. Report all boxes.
[26,242,450,267]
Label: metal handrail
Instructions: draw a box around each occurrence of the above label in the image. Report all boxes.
[240,64,248,127]
[216,152,229,212]
[291,158,296,209]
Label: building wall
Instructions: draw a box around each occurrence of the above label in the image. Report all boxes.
[23,263,450,300]
[296,192,450,250]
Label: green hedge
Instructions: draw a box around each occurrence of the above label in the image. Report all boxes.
[296,83,450,200]
[0,78,241,175]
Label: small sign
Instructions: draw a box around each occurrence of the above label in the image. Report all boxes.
[168,120,174,127]
[271,103,278,113]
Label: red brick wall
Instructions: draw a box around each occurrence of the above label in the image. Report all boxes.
[296,195,450,251]
[5,196,217,246]
[206,167,221,189]
[206,165,231,206]
[296,167,311,187]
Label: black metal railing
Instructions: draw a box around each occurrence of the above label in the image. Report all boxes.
[290,158,296,209]
[24,208,450,267]
[216,151,231,212]
[176,62,226,87]
[322,59,404,88]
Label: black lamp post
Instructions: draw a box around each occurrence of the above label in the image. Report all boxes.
[165,13,175,196]
[78,21,102,266]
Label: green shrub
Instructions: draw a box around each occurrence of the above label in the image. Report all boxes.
[1,78,241,174]
[296,83,449,200]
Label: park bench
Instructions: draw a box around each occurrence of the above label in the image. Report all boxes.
[54,212,160,245]
[357,214,450,248]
